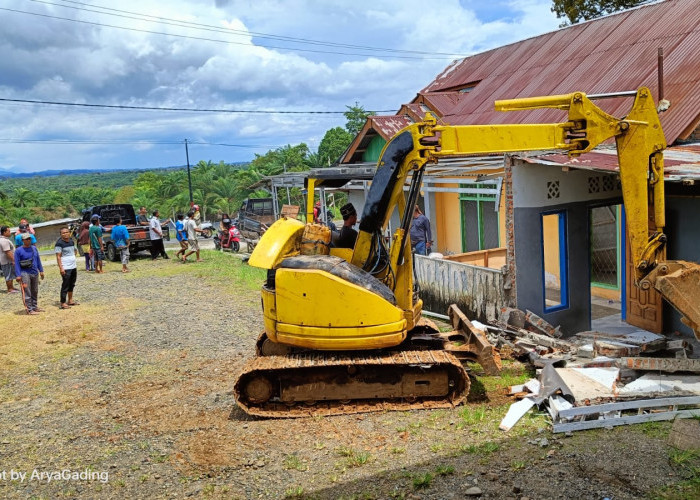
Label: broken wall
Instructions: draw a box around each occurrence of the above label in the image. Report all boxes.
[414,254,507,322]
[509,160,622,335]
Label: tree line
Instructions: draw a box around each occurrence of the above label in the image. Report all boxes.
[0,105,369,226]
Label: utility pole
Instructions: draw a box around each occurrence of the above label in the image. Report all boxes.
[284,163,291,204]
[184,139,193,204]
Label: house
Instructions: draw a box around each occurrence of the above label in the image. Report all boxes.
[341,0,700,337]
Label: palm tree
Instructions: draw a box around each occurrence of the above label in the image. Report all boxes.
[12,188,38,208]
[211,178,240,215]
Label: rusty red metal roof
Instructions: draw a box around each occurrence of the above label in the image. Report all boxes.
[418,0,700,145]
[519,143,700,181]
[369,115,413,140]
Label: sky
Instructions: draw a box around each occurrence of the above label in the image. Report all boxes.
[0,0,563,174]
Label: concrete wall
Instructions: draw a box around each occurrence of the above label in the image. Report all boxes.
[414,254,507,323]
[510,160,622,335]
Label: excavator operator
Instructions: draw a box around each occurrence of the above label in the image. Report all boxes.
[335,203,358,249]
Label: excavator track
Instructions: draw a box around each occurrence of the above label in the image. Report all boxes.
[234,350,470,418]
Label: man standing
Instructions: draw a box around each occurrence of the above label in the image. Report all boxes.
[89,215,105,273]
[174,213,188,261]
[111,216,131,273]
[0,226,19,293]
[149,210,169,260]
[410,205,432,256]
[14,224,36,246]
[335,203,358,249]
[137,206,149,226]
[55,226,79,309]
[182,209,203,262]
[14,233,44,314]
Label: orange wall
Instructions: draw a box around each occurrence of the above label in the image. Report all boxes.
[434,189,461,254]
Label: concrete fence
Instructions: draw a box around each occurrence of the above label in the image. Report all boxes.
[414,254,508,323]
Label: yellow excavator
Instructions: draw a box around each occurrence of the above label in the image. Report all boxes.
[234,87,700,417]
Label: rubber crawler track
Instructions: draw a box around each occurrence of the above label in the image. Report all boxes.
[234,350,470,418]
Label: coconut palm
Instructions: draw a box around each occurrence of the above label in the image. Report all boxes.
[12,187,38,208]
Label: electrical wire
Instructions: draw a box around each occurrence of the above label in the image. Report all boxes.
[0,137,283,150]
[3,5,464,61]
[0,97,395,114]
[41,0,469,58]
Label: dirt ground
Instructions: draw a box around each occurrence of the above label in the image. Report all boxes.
[0,250,698,499]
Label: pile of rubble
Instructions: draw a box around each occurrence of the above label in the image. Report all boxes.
[478,307,700,433]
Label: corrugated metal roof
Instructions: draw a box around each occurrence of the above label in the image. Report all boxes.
[518,143,700,181]
[417,0,700,145]
[369,115,412,140]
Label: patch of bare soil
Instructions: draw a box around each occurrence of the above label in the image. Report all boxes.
[0,251,698,499]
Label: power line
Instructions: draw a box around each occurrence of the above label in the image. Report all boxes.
[0,138,277,148]
[0,97,395,114]
[43,0,468,58]
[3,5,462,61]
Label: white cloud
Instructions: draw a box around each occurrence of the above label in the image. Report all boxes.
[0,0,561,172]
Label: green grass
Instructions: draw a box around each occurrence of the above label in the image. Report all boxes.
[434,465,455,476]
[461,441,500,455]
[669,449,700,467]
[283,454,308,471]
[336,446,372,467]
[457,405,487,427]
[640,421,671,439]
[412,472,433,490]
[193,250,266,290]
[284,486,305,499]
[651,467,700,499]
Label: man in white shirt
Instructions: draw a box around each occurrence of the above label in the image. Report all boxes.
[149,210,169,260]
[55,226,79,309]
[0,225,19,293]
[182,209,203,262]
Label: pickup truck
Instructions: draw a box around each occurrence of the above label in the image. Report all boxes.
[76,204,170,262]
[237,197,275,237]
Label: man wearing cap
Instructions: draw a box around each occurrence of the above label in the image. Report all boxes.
[335,203,358,249]
[14,232,44,314]
[89,215,105,273]
[14,223,37,246]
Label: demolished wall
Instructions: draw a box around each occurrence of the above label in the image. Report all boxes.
[414,254,508,322]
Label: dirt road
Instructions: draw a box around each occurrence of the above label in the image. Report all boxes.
[0,251,697,499]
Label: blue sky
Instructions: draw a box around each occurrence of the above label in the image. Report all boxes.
[0,0,562,173]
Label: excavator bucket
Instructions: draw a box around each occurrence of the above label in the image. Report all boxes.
[645,261,700,341]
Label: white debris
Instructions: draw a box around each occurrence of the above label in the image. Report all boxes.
[499,397,536,431]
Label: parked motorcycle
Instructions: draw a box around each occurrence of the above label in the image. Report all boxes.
[213,219,241,252]
[199,221,214,239]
